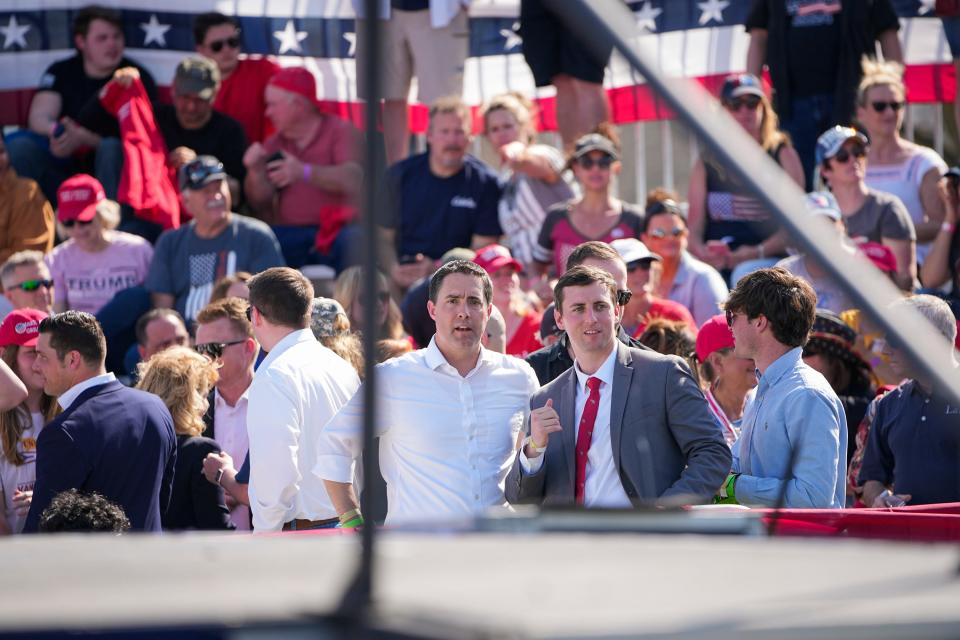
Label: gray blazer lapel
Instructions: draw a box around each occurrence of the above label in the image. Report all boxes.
[610,343,634,472]
[558,370,578,487]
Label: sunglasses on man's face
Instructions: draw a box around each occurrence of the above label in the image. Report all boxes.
[724,95,761,112]
[576,155,614,170]
[195,339,246,360]
[62,218,94,229]
[648,226,685,239]
[627,260,652,272]
[831,144,867,164]
[15,279,53,292]
[871,100,903,114]
[208,35,241,53]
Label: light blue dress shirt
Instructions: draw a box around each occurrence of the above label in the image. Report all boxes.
[732,347,847,508]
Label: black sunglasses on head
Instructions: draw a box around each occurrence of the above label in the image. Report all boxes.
[62,218,94,228]
[195,339,246,360]
[871,100,903,114]
[209,33,241,53]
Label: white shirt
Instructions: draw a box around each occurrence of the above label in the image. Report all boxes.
[0,411,43,534]
[214,387,251,531]
[521,345,632,508]
[246,329,360,532]
[58,372,116,411]
[316,338,540,525]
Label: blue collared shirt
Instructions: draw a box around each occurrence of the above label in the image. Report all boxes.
[732,347,847,508]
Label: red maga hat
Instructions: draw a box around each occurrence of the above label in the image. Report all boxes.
[57,174,104,223]
[0,308,48,348]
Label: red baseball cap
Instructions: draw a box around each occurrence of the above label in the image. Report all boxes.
[0,309,48,348]
[268,67,321,110]
[856,241,897,274]
[473,244,522,275]
[695,314,735,362]
[57,174,105,223]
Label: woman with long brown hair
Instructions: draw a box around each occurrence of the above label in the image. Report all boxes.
[0,309,58,534]
[137,346,232,530]
[334,267,405,340]
[687,73,804,283]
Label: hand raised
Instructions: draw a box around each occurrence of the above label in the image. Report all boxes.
[527,398,561,456]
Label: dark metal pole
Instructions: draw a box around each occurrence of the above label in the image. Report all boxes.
[336,0,381,620]
[543,0,960,407]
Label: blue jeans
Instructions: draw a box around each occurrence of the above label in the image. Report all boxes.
[96,286,152,375]
[779,93,835,192]
[270,223,364,272]
[4,129,124,203]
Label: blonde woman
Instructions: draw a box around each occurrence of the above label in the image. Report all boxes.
[858,58,947,265]
[481,92,573,270]
[136,347,232,530]
[334,266,405,340]
[0,309,57,534]
[687,74,804,281]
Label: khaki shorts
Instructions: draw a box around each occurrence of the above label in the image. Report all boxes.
[356,8,468,104]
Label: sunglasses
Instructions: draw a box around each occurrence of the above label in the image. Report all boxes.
[871,100,903,114]
[195,339,247,359]
[831,145,867,164]
[14,279,53,292]
[616,289,632,306]
[724,95,761,112]
[62,218,94,228]
[246,304,256,322]
[208,35,241,53]
[648,226,685,239]
[576,155,614,170]
[627,260,652,272]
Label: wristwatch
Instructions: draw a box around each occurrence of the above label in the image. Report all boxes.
[524,435,547,456]
[215,468,225,486]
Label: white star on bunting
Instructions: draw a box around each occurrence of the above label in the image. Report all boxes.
[634,1,662,33]
[0,15,30,50]
[274,20,308,54]
[140,14,171,47]
[343,32,356,56]
[917,0,935,15]
[698,0,730,26]
[500,21,522,51]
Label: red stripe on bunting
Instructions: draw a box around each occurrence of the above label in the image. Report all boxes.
[2,63,953,132]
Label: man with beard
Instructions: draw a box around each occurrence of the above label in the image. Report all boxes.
[381,97,502,291]
[317,260,539,526]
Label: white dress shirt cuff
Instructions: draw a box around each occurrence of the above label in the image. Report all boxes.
[314,454,355,483]
[519,447,545,475]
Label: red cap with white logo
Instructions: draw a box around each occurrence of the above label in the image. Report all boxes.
[56,174,105,223]
[0,308,48,348]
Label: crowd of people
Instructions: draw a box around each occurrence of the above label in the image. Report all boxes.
[0,1,958,534]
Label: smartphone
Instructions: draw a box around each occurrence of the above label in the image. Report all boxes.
[266,151,284,163]
[52,122,66,138]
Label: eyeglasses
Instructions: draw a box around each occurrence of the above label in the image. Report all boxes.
[871,100,903,114]
[616,289,632,306]
[648,226,685,239]
[14,279,53,292]
[208,34,241,53]
[576,155,614,170]
[832,145,867,164]
[62,219,94,228]
[195,339,247,360]
[246,304,257,322]
[627,260,652,272]
[724,96,761,112]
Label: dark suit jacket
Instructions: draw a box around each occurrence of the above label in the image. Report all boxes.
[24,380,177,532]
[162,435,233,531]
[507,342,731,506]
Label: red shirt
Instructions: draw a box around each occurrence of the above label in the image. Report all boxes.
[263,114,359,227]
[213,57,280,144]
[632,297,697,337]
[507,311,543,358]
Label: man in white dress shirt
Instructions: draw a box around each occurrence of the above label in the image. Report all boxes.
[245,267,360,532]
[317,260,540,526]
[195,297,258,530]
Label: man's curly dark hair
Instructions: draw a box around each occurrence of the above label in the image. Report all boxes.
[38,489,131,533]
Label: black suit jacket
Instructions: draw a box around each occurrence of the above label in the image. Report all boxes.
[162,435,233,531]
[24,380,177,532]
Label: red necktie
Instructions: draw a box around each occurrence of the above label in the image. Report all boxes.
[574,376,602,505]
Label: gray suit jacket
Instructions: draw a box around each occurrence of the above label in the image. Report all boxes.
[505,342,731,506]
